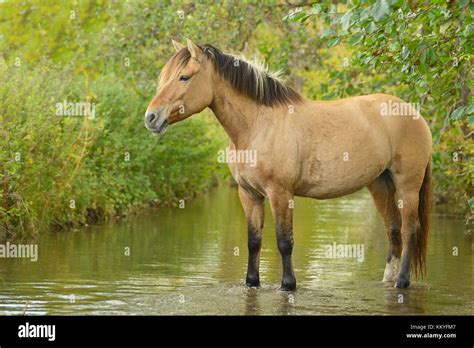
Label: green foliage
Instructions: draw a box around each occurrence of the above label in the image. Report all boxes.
[296,0,473,219]
[0,62,224,239]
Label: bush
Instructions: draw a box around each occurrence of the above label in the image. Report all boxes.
[0,62,225,239]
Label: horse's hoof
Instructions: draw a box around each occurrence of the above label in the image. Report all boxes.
[245,275,260,287]
[394,278,410,288]
[280,278,296,291]
[383,258,400,282]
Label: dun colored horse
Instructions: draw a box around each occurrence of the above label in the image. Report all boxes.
[145,39,432,290]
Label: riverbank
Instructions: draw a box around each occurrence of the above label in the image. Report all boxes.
[0,63,227,241]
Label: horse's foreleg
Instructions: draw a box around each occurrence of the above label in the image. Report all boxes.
[238,186,264,287]
[268,189,296,291]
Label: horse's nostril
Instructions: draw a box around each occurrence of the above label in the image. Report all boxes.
[147,112,156,124]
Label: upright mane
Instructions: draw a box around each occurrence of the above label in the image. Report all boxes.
[168,44,303,107]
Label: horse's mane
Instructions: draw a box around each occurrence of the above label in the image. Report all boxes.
[169,44,303,107]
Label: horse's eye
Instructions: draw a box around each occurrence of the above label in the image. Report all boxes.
[179,75,191,81]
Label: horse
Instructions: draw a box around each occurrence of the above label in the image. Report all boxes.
[145,39,432,291]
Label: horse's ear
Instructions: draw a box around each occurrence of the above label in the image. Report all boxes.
[186,38,202,62]
[171,39,185,52]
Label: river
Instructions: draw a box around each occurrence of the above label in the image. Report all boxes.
[0,185,472,315]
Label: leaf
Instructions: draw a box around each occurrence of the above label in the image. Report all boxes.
[283,11,307,23]
[463,24,474,38]
[469,115,474,127]
[311,4,322,15]
[450,106,466,120]
[420,49,427,64]
[321,27,335,38]
[360,7,371,21]
[401,46,410,60]
[469,197,474,209]
[348,33,364,45]
[419,60,428,74]
[366,21,377,33]
[465,103,474,114]
[363,56,373,65]
[390,41,401,52]
[327,37,340,47]
[341,10,353,31]
[427,48,437,64]
[370,0,390,22]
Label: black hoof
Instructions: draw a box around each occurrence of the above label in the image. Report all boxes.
[246,275,260,287]
[281,278,296,291]
[395,278,410,288]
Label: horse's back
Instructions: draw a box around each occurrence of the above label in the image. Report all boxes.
[293,94,431,199]
[305,93,432,160]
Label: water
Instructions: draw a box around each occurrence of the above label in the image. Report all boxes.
[0,185,472,315]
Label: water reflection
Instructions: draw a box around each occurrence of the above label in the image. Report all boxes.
[383,284,428,315]
[277,292,296,316]
[244,288,260,315]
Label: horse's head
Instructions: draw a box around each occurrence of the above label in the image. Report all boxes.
[145,39,214,134]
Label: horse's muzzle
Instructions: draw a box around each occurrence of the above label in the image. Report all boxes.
[145,108,168,134]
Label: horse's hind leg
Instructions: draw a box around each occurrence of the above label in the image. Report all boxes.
[390,172,423,288]
[367,171,402,282]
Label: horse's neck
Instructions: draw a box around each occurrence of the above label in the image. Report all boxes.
[209,81,258,147]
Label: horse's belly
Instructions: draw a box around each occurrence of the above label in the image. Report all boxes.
[296,182,369,199]
[295,158,387,199]
[295,115,392,199]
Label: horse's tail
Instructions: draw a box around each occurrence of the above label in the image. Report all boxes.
[413,159,432,278]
